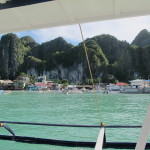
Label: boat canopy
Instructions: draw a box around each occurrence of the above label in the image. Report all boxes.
[0,0,150,34]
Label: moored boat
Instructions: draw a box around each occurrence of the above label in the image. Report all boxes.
[0,90,4,95]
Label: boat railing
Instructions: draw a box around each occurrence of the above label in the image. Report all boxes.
[0,121,142,128]
[0,120,150,149]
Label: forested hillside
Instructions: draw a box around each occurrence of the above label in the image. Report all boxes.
[0,29,150,83]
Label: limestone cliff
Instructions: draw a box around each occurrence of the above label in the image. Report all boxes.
[27,63,83,83]
[132,29,150,47]
[0,33,29,79]
[0,29,150,83]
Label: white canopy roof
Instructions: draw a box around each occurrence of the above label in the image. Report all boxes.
[0,0,150,34]
[129,79,145,82]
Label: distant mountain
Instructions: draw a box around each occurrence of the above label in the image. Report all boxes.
[0,29,150,83]
[20,36,38,48]
[92,34,129,64]
[132,29,150,47]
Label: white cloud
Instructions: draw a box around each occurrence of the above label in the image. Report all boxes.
[81,15,150,43]
[15,15,150,45]
[25,25,82,44]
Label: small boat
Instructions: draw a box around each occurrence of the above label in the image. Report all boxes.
[62,89,70,94]
[0,90,4,95]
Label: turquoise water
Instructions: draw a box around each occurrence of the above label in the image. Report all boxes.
[0,91,149,150]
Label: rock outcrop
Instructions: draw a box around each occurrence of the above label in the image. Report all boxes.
[132,29,150,47]
[0,29,150,83]
[0,33,29,79]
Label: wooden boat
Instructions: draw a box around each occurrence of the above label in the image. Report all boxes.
[0,0,150,149]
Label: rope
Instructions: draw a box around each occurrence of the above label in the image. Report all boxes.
[0,123,4,127]
[79,24,103,125]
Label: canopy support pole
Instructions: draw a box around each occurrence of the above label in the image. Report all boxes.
[135,104,150,150]
[94,127,106,150]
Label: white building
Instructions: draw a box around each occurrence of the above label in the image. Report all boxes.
[129,79,146,88]
[107,84,120,91]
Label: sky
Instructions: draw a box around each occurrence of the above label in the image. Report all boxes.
[4,15,150,45]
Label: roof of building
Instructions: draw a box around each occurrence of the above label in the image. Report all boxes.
[145,80,150,82]
[0,80,13,84]
[116,82,128,86]
[34,82,47,86]
[129,79,145,82]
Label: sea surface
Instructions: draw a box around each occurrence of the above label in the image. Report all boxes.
[0,91,149,150]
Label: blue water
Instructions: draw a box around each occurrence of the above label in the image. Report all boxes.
[0,91,149,150]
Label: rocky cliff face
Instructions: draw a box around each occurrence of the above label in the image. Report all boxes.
[132,29,150,47]
[0,29,150,83]
[20,36,38,48]
[0,33,28,79]
[27,63,83,83]
[92,34,129,63]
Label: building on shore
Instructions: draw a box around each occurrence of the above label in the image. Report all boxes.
[121,79,150,93]
[0,80,14,90]
[33,75,51,91]
[13,76,30,90]
[129,79,147,88]
[107,82,128,91]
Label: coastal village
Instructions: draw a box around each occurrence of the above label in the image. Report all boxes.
[0,75,150,94]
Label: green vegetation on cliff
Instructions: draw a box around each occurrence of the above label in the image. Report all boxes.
[0,29,150,83]
[0,33,29,79]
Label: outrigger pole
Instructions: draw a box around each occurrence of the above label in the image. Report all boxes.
[0,121,150,149]
[0,123,15,139]
[0,121,142,128]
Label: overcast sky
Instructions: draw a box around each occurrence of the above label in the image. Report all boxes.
[9,15,150,45]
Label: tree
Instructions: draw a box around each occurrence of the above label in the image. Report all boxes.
[101,74,117,84]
